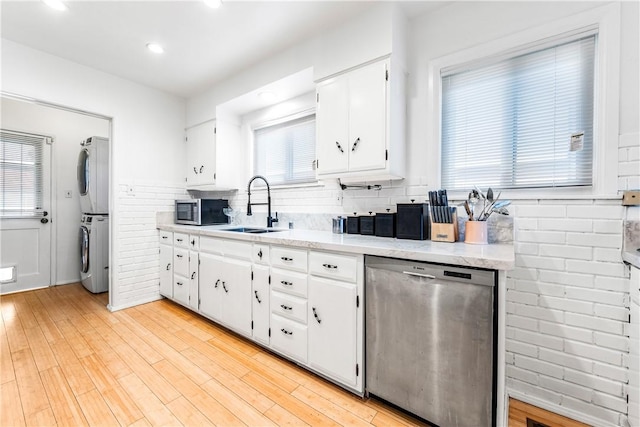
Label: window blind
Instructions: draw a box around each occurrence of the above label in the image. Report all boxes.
[441,34,596,190]
[0,130,46,217]
[254,114,316,186]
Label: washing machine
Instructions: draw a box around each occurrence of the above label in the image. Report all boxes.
[80,214,109,293]
[78,136,109,214]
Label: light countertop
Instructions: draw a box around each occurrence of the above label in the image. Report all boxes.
[158,224,515,270]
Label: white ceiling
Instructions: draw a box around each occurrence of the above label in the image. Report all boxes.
[0,1,444,99]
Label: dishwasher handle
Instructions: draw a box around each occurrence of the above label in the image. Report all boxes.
[402,271,436,280]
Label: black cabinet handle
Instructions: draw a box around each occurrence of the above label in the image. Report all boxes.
[312,307,322,324]
[176,254,183,258]
[254,290,261,304]
[215,279,220,288]
[199,165,204,173]
[280,304,292,311]
[177,238,183,242]
[193,167,198,174]
[191,272,196,280]
[280,280,293,287]
[222,282,228,293]
[335,141,344,153]
[177,282,183,286]
[351,137,360,151]
[281,256,293,262]
[191,239,195,246]
[322,263,338,269]
[258,249,263,259]
[280,328,293,336]
[166,263,171,271]
[162,236,168,239]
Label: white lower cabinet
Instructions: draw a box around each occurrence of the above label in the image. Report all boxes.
[252,264,270,345]
[159,240,173,298]
[199,252,223,322]
[173,247,190,306]
[271,314,308,363]
[308,276,358,387]
[221,256,252,337]
[188,251,199,311]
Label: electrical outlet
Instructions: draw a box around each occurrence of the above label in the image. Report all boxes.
[623,190,640,206]
[64,190,72,198]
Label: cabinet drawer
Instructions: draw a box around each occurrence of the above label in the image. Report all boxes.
[223,240,252,261]
[188,235,199,250]
[173,275,189,305]
[271,269,307,298]
[174,232,189,248]
[271,314,307,363]
[271,291,307,324]
[253,243,270,265]
[309,251,358,283]
[200,236,224,255]
[271,246,307,272]
[159,230,172,244]
[174,248,189,276]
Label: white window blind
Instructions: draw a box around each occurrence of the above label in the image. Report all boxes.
[254,114,316,186]
[441,33,596,190]
[0,130,45,217]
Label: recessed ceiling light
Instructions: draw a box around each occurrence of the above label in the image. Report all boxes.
[204,0,222,9]
[259,91,278,102]
[146,43,164,54]
[42,0,67,11]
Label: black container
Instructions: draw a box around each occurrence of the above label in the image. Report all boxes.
[396,202,430,240]
[359,213,376,235]
[375,211,396,238]
[347,213,360,234]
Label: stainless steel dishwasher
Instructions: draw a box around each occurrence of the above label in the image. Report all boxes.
[365,255,497,427]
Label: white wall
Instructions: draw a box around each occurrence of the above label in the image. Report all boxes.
[187,2,639,426]
[0,97,110,284]
[1,39,187,310]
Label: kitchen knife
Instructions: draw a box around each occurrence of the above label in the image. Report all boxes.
[442,190,450,223]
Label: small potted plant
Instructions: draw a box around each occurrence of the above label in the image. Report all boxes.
[463,187,510,244]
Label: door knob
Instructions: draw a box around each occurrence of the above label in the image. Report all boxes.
[40,218,49,224]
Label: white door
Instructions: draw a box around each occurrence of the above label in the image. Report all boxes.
[221,257,252,337]
[316,77,349,175]
[199,252,223,322]
[186,121,216,188]
[159,243,173,298]
[348,61,387,172]
[252,264,270,345]
[0,130,52,294]
[188,251,199,311]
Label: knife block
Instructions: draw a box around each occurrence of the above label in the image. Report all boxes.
[430,212,459,243]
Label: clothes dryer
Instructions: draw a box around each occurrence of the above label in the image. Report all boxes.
[79,214,109,293]
[78,136,109,214]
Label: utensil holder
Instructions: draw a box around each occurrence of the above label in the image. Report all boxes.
[431,212,459,243]
[464,220,488,244]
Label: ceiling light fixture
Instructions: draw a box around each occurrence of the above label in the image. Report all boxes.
[146,43,165,54]
[258,91,278,102]
[204,0,222,9]
[42,0,67,11]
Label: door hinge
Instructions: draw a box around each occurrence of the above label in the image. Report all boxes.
[214,127,217,134]
[251,321,254,330]
[356,364,359,376]
[316,93,319,103]
[199,259,201,265]
[185,136,188,142]
[214,173,216,180]
[385,69,389,81]
[385,149,388,161]
[316,159,319,169]
[356,295,359,308]
[268,275,271,285]
[251,271,254,281]
[268,328,271,337]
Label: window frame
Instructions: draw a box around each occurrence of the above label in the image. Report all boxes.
[427,3,621,200]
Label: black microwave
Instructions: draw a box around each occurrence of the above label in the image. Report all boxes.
[175,199,228,225]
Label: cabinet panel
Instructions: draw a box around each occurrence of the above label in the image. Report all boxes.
[174,248,189,277]
[271,314,308,363]
[159,230,172,244]
[271,291,307,325]
[253,243,270,265]
[222,239,252,261]
[252,265,270,345]
[271,246,308,272]
[174,232,189,248]
[309,251,358,283]
[159,243,173,298]
[221,256,252,337]
[188,252,199,311]
[173,275,190,306]
[186,121,216,188]
[271,268,307,298]
[316,77,349,174]
[308,276,358,387]
[189,235,200,251]
[200,236,224,255]
[199,252,224,322]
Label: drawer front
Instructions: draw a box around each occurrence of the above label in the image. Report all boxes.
[200,236,224,255]
[271,269,308,298]
[188,235,199,251]
[173,275,189,305]
[223,239,252,261]
[253,243,270,265]
[271,246,307,272]
[270,314,307,363]
[159,230,172,244]
[271,291,307,324]
[174,232,189,248]
[174,248,189,276]
[309,251,358,283]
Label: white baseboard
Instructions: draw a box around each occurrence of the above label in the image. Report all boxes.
[107,294,163,312]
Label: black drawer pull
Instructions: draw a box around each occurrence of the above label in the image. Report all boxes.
[176,254,183,258]
[280,280,293,286]
[281,328,293,336]
[177,238,183,242]
[258,249,263,259]
[312,307,322,324]
[191,272,196,279]
[322,263,338,269]
[281,256,293,262]
[254,290,261,304]
[222,282,228,293]
[191,239,196,246]
[214,279,220,288]
[166,263,171,271]
[176,282,183,286]
[280,304,292,311]
[162,236,168,239]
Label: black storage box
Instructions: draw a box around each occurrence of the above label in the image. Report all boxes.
[359,214,376,235]
[396,202,430,240]
[347,214,360,234]
[375,212,396,238]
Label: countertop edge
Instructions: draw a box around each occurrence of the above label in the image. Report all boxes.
[623,250,640,269]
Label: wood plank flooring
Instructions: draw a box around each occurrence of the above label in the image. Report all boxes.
[0,284,428,426]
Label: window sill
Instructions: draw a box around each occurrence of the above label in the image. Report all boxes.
[446,188,622,202]
[248,181,325,192]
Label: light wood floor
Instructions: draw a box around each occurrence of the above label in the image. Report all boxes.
[0,283,428,426]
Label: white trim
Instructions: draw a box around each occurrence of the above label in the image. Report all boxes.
[107,294,163,312]
[245,181,325,192]
[0,284,49,295]
[251,108,315,132]
[54,279,82,286]
[428,3,621,198]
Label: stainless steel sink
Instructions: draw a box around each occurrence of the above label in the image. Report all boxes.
[224,227,286,234]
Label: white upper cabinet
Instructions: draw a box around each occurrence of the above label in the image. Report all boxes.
[185,119,242,190]
[316,58,405,182]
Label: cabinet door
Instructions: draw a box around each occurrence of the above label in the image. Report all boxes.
[199,252,224,322]
[188,251,199,311]
[347,61,387,172]
[316,77,349,175]
[252,265,270,345]
[186,121,216,187]
[308,276,358,387]
[159,243,173,298]
[173,275,189,306]
[221,257,252,337]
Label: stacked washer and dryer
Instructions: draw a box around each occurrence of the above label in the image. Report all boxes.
[78,136,109,293]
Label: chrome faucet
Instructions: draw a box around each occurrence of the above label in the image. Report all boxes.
[247,175,278,228]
